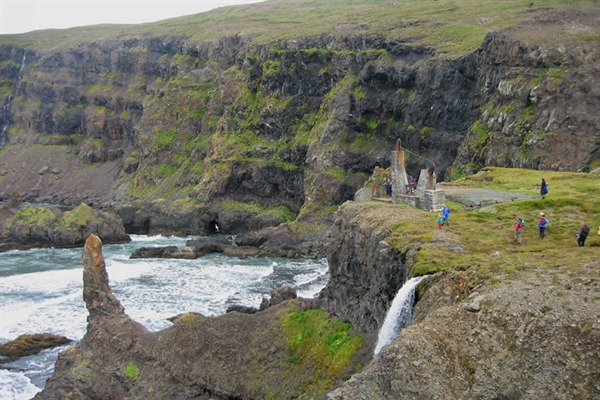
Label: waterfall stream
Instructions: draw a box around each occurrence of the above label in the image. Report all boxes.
[374,275,429,355]
[1,50,27,148]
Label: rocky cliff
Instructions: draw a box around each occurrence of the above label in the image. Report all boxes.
[36,235,369,400]
[329,267,600,399]
[1,3,598,234]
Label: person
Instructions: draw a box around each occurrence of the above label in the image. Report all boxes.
[407,175,416,193]
[442,204,450,226]
[577,222,590,247]
[514,217,524,244]
[207,213,221,235]
[437,214,444,230]
[385,178,392,197]
[540,178,548,199]
[538,212,549,239]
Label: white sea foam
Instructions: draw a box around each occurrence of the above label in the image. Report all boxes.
[1,236,331,395]
[0,370,41,400]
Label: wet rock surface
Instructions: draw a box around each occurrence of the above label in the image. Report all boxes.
[0,334,72,363]
[36,235,363,400]
[329,267,600,399]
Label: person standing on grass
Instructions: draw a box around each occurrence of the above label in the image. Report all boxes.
[577,222,590,247]
[437,214,444,230]
[538,212,549,239]
[385,178,392,197]
[442,204,451,226]
[540,178,548,199]
[514,218,524,244]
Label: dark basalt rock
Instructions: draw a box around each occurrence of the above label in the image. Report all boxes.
[35,234,368,400]
[0,333,72,363]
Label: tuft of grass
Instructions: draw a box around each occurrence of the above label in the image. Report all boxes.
[12,206,57,226]
[283,308,363,379]
[123,361,140,381]
[59,203,98,227]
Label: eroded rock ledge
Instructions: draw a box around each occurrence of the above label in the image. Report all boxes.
[35,234,368,400]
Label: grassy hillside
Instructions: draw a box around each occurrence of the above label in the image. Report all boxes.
[3,0,598,57]
[355,167,599,279]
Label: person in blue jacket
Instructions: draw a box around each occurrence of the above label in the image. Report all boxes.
[442,204,451,226]
[538,212,549,239]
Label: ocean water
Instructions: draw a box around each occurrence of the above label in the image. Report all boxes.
[0,235,329,400]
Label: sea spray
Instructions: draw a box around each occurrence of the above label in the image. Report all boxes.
[374,275,429,355]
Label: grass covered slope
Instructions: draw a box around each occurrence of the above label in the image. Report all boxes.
[3,0,598,57]
[352,167,599,277]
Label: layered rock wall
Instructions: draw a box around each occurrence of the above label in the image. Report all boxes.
[0,8,598,233]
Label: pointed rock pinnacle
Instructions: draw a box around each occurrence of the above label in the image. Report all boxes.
[82,234,124,316]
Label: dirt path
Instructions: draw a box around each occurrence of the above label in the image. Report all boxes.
[438,185,535,208]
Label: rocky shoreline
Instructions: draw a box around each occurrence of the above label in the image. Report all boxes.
[0,202,130,252]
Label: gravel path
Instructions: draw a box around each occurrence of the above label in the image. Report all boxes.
[439,186,536,209]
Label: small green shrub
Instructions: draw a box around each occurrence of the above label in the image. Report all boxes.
[124,361,140,381]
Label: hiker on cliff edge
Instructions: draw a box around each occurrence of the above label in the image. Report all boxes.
[442,204,451,226]
[577,222,590,247]
[540,178,548,199]
[385,178,392,197]
[538,212,549,239]
[514,218,524,244]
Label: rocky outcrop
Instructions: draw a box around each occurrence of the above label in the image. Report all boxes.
[0,202,130,251]
[319,202,414,337]
[328,268,600,399]
[453,8,600,175]
[0,334,71,363]
[36,235,367,400]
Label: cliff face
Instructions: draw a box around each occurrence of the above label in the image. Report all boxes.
[319,202,414,337]
[320,201,600,400]
[1,7,597,233]
[453,8,600,175]
[329,267,600,400]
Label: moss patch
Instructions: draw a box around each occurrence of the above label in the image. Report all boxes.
[282,308,363,397]
[59,203,98,227]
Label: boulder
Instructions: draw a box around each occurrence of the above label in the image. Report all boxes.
[260,285,297,311]
[0,333,71,363]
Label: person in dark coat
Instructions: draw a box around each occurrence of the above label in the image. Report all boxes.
[577,222,590,247]
[385,178,392,197]
[540,178,548,199]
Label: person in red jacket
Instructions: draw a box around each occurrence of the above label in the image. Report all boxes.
[514,218,524,244]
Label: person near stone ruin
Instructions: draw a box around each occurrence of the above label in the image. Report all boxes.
[540,178,548,199]
[442,204,451,226]
[576,222,590,247]
[407,175,416,193]
[385,178,392,197]
[437,214,444,230]
[207,213,221,235]
[514,218,524,244]
[538,212,549,239]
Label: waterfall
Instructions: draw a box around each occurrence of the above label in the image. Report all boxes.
[0,50,27,148]
[374,275,429,355]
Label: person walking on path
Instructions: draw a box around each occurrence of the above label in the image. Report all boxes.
[385,178,392,197]
[538,212,549,239]
[577,222,590,247]
[442,204,451,226]
[514,218,525,244]
[540,178,548,199]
